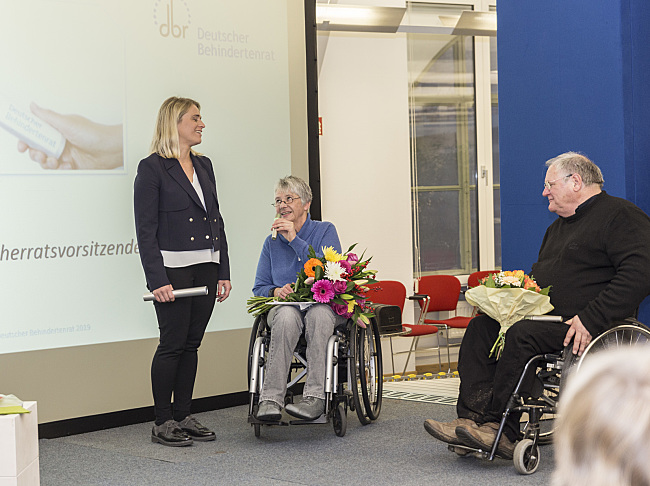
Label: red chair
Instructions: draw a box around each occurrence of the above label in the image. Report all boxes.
[467,270,497,289]
[366,280,441,375]
[467,270,498,316]
[415,275,473,372]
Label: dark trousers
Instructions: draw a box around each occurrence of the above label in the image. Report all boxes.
[456,315,568,441]
[151,262,219,425]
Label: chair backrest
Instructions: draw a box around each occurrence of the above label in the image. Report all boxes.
[467,270,498,289]
[365,281,406,312]
[416,275,461,313]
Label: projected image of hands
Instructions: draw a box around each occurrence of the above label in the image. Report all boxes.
[14,103,123,171]
[0,1,124,174]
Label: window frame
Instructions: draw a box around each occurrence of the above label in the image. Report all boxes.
[406,0,498,277]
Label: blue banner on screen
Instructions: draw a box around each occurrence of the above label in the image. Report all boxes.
[0,0,292,354]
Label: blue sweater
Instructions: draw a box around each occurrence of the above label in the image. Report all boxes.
[253,214,341,297]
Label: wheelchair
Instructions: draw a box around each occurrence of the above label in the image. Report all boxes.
[448,317,650,474]
[247,310,383,437]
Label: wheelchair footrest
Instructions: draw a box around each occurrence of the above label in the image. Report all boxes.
[248,415,290,426]
[448,444,491,460]
[289,414,329,425]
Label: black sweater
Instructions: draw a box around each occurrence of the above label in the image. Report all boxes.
[531,191,650,336]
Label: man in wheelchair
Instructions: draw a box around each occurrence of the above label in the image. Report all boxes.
[424,152,650,459]
[252,176,347,422]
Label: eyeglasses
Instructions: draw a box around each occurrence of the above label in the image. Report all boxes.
[272,196,301,207]
[544,174,573,191]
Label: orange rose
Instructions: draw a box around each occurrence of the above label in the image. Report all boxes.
[304,258,324,277]
[523,276,541,292]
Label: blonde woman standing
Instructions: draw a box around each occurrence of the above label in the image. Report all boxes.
[134,96,231,446]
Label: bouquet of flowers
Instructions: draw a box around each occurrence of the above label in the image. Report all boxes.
[246,244,378,328]
[465,270,553,359]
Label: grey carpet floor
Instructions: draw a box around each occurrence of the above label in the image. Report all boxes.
[39,398,554,485]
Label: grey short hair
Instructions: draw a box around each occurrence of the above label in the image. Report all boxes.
[545,152,604,188]
[275,175,312,205]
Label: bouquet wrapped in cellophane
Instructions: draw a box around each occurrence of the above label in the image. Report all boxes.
[246,244,378,328]
[465,270,553,358]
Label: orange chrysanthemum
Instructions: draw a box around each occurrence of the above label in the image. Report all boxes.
[304,258,324,277]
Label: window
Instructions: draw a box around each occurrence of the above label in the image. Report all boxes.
[406,1,499,276]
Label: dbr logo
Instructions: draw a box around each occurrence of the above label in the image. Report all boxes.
[153,0,191,39]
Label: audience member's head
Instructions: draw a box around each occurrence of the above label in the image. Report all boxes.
[554,345,650,486]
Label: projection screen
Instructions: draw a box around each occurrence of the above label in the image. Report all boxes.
[0,0,296,355]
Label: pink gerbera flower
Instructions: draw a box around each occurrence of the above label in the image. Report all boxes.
[312,279,335,303]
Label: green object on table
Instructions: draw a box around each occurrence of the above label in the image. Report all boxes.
[0,394,30,414]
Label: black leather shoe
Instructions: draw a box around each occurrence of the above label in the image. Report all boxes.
[178,415,216,442]
[151,420,193,447]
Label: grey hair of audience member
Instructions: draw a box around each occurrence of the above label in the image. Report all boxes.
[546,151,605,188]
[275,175,313,205]
[553,345,650,486]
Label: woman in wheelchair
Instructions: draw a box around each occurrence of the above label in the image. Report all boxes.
[252,175,346,422]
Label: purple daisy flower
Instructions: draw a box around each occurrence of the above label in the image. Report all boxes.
[311,279,335,303]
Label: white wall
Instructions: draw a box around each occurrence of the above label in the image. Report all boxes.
[317,1,412,293]
[317,1,419,373]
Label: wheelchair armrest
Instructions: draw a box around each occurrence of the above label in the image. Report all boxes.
[408,294,427,301]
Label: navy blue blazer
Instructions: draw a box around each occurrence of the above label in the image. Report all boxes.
[134,152,230,290]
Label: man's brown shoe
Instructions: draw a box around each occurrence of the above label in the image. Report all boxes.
[455,421,516,459]
[424,418,477,446]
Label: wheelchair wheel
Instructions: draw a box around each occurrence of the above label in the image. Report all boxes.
[358,319,383,421]
[577,323,650,371]
[513,439,540,475]
[349,322,372,425]
[248,314,268,383]
[333,402,347,437]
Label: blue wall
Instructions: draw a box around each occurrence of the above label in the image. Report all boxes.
[498,0,650,322]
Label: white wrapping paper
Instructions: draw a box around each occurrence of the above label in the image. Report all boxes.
[465,286,554,358]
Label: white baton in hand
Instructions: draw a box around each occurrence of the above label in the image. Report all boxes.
[143,286,208,302]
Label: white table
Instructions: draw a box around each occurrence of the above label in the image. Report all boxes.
[0,401,39,486]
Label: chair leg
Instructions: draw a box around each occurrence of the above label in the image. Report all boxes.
[435,326,452,373]
[445,328,452,373]
[389,336,396,375]
[402,336,419,376]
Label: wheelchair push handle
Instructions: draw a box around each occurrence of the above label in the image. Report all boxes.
[143,286,208,302]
